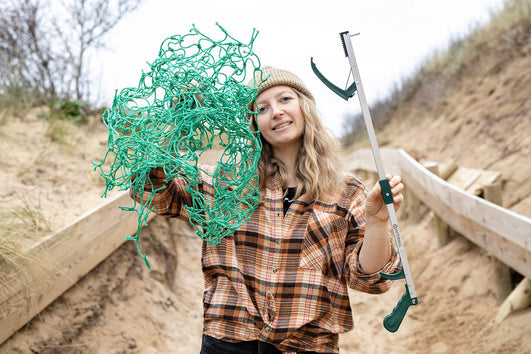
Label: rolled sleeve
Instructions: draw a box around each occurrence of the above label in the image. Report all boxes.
[129,169,193,219]
[342,181,401,294]
[347,238,400,294]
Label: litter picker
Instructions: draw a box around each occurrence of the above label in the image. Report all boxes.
[311,31,418,332]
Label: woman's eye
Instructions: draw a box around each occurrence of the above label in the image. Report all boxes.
[258,106,267,113]
[281,96,292,102]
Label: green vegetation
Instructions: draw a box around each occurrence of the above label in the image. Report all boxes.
[0,0,142,309]
[50,100,89,124]
[0,0,141,124]
[424,0,530,79]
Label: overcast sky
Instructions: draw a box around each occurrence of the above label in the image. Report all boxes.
[95,0,505,136]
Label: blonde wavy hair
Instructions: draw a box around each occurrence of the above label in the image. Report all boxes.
[251,90,344,201]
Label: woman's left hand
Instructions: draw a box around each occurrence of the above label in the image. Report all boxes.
[365,175,404,224]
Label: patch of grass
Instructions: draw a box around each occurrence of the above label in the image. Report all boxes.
[0,195,52,306]
[45,118,83,149]
[0,108,9,126]
[485,0,530,36]
[0,195,51,247]
[49,100,89,124]
[340,0,531,147]
[0,87,36,123]
[0,230,43,301]
[424,0,530,80]
[16,146,53,184]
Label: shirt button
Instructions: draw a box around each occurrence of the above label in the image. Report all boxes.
[272,267,278,273]
[264,326,271,333]
[275,239,282,245]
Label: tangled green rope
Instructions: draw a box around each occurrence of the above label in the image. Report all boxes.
[93,24,265,268]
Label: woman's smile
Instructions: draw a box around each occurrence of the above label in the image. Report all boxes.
[272,121,293,131]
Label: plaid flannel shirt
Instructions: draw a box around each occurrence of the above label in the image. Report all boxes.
[131,165,399,353]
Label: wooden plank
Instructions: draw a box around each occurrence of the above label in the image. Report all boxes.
[447,168,481,191]
[0,191,144,345]
[446,167,501,195]
[344,148,530,276]
[397,149,531,278]
[473,170,502,195]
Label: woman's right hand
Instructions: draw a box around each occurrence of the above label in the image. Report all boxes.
[131,166,168,192]
[171,80,204,109]
[145,166,168,191]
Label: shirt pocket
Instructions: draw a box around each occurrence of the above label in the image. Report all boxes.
[299,209,348,278]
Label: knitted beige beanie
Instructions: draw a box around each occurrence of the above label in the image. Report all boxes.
[248,66,315,102]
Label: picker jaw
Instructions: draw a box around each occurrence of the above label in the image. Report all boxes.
[310,57,357,101]
[311,31,419,333]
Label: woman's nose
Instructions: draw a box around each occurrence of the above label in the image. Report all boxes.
[271,104,283,118]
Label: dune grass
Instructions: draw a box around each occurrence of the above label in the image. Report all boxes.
[341,0,530,148]
[0,196,52,304]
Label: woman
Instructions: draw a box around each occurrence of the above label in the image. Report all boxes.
[133,66,402,353]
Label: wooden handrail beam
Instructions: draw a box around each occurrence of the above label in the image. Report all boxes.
[0,192,145,345]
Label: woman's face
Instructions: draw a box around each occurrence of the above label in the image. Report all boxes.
[255,85,305,152]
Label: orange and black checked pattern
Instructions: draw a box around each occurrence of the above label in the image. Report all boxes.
[131,165,399,353]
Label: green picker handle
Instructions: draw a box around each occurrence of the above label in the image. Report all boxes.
[312,31,419,333]
[381,269,418,332]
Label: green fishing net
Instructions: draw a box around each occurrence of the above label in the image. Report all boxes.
[93,24,265,268]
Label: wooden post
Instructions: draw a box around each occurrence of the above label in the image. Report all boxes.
[425,162,452,247]
[495,278,531,324]
[438,161,458,180]
[484,182,503,206]
[484,182,513,305]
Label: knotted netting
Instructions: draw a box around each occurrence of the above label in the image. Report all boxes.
[93,24,266,268]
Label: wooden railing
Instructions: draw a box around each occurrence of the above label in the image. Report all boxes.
[344,148,531,279]
[0,192,141,345]
[346,148,531,323]
[1,148,530,345]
